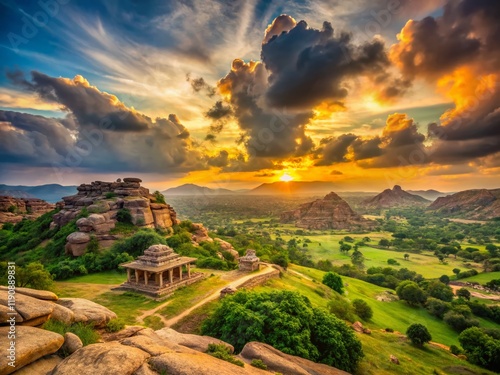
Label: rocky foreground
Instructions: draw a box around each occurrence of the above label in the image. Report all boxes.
[0,287,349,375]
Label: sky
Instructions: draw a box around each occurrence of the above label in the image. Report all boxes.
[0,0,499,192]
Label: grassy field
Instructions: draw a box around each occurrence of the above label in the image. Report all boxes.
[459,271,500,284]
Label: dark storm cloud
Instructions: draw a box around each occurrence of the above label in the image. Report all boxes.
[186,74,216,97]
[315,114,427,168]
[205,101,233,120]
[261,18,398,109]
[3,72,206,174]
[207,150,229,167]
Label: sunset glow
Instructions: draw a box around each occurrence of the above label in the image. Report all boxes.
[279,173,294,182]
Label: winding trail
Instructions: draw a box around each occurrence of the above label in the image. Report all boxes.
[164,264,277,327]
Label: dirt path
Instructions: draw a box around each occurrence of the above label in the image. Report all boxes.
[450,284,500,301]
[164,264,277,327]
[288,269,312,281]
[136,301,172,326]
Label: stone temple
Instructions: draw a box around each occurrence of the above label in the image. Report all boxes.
[119,244,204,298]
[238,249,260,272]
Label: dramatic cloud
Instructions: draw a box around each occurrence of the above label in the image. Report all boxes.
[4,72,205,174]
[390,0,500,164]
[186,74,216,97]
[315,113,427,168]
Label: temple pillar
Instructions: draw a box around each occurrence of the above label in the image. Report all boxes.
[179,266,183,281]
[159,272,163,287]
[135,270,139,284]
[144,271,148,286]
[127,268,131,282]
[169,269,173,284]
[187,263,191,278]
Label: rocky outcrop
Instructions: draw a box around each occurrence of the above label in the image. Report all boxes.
[56,298,117,328]
[154,327,234,353]
[428,188,500,220]
[0,195,55,225]
[239,341,350,375]
[280,192,371,230]
[61,332,83,355]
[191,222,212,243]
[0,291,54,326]
[363,185,430,209]
[0,326,64,375]
[215,238,240,259]
[52,178,179,256]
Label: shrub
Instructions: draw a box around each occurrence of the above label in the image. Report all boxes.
[250,359,267,369]
[387,258,399,266]
[42,320,100,346]
[327,294,356,322]
[449,344,462,355]
[444,311,479,332]
[322,272,344,294]
[105,192,117,199]
[106,318,125,333]
[406,323,432,347]
[425,280,454,302]
[116,208,133,224]
[352,299,373,321]
[396,280,427,306]
[152,191,166,204]
[385,328,394,333]
[2,222,14,231]
[206,344,244,367]
[425,298,451,319]
[456,288,471,301]
[459,327,500,371]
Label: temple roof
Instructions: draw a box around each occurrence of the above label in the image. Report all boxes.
[120,244,197,272]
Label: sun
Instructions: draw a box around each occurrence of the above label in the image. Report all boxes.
[279,172,294,182]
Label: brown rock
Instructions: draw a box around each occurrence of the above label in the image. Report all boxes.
[51,342,150,375]
[61,332,83,355]
[10,354,62,375]
[280,192,372,230]
[133,363,159,375]
[154,328,234,353]
[215,238,239,259]
[56,298,117,328]
[66,232,90,244]
[191,223,212,243]
[389,354,400,364]
[352,321,364,333]
[49,303,75,325]
[123,178,143,183]
[0,286,57,301]
[105,326,145,341]
[364,185,430,209]
[0,326,64,375]
[120,335,172,356]
[0,304,23,323]
[0,291,54,322]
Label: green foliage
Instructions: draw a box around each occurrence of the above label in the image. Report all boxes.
[425,298,451,319]
[42,319,100,346]
[2,222,14,231]
[456,288,471,301]
[250,359,267,369]
[406,323,432,347]
[152,191,166,204]
[327,293,356,322]
[459,327,500,371]
[485,279,500,291]
[322,272,344,294]
[0,262,53,290]
[352,299,373,321]
[439,275,450,285]
[105,192,117,199]
[425,280,454,302]
[449,344,462,355]
[206,344,244,367]
[396,280,427,306]
[114,229,166,257]
[387,258,400,266]
[7,205,17,213]
[116,208,133,224]
[86,235,100,254]
[443,311,479,332]
[201,290,363,373]
[351,249,365,270]
[106,318,126,332]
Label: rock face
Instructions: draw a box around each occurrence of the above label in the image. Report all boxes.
[56,298,117,328]
[240,341,350,375]
[0,195,55,224]
[0,291,54,326]
[280,192,371,230]
[191,222,212,243]
[363,185,430,209]
[154,327,234,353]
[0,326,64,375]
[52,178,179,256]
[61,332,83,355]
[428,188,500,219]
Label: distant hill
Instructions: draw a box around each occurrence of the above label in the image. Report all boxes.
[248,181,337,195]
[428,188,500,220]
[280,191,372,230]
[363,185,431,209]
[0,184,77,203]
[163,183,236,196]
[407,189,449,201]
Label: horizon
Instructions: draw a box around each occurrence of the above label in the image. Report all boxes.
[1,1,499,192]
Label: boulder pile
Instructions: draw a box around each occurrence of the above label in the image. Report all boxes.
[0,196,55,224]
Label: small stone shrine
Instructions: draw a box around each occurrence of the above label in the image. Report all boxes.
[238,249,260,272]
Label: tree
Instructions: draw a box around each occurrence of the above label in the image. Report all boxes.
[379,239,390,248]
[406,323,432,347]
[425,298,451,319]
[459,327,500,371]
[340,243,352,253]
[16,262,53,290]
[322,272,344,294]
[444,311,479,332]
[439,274,450,285]
[201,290,364,373]
[452,268,461,276]
[457,288,471,301]
[404,253,409,260]
[486,243,498,257]
[153,191,166,204]
[352,299,373,321]
[396,280,427,306]
[351,249,365,270]
[426,280,454,302]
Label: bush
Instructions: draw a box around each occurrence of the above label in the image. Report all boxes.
[387,258,399,266]
[202,290,363,373]
[106,318,125,333]
[456,288,471,301]
[153,191,166,204]
[425,298,451,319]
[385,328,394,333]
[459,327,500,371]
[206,344,244,367]
[396,280,427,306]
[449,344,462,355]
[406,323,432,347]
[444,311,479,332]
[352,299,373,321]
[105,192,117,199]
[425,280,454,302]
[322,272,344,294]
[116,208,133,224]
[327,294,356,322]
[250,359,267,369]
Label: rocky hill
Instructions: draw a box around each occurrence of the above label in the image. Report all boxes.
[280,192,371,230]
[0,286,348,375]
[0,196,55,224]
[0,184,78,203]
[428,188,500,220]
[52,178,178,256]
[407,189,449,201]
[363,185,430,209]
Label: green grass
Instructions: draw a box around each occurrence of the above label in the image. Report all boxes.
[459,271,500,284]
[143,315,165,330]
[42,319,100,346]
[62,270,127,284]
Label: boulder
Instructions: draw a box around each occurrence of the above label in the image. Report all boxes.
[133,363,159,375]
[154,328,234,353]
[0,286,57,301]
[0,304,23,324]
[124,198,149,209]
[352,321,364,333]
[56,298,117,328]
[389,354,400,365]
[240,341,350,375]
[191,223,212,243]
[151,207,173,229]
[120,335,173,356]
[0,291,54,323]
[104,326,145,341]
[51,342,150,375]
[9,354,62,375]
[49,304,75,325]
[0,326,64,375]
[66,232,90,244]
[215,238,239,259]
[61,332,83,355]
[65,242,88,257]
[123,178,142,183]
[131,207,155,227]
[87,214,106,225]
